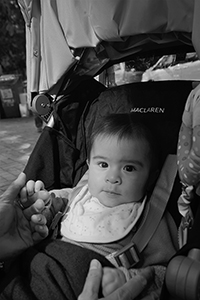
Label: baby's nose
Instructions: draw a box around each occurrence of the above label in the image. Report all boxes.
[106,170,121,184]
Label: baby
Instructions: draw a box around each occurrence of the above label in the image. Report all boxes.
[21,113,175,298]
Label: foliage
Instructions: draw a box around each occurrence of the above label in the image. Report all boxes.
[0,0,26,78]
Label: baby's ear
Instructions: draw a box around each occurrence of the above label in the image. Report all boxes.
[86,159,90,166]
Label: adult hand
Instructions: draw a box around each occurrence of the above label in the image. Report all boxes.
[102,267,126,296]
[0,173,48,261]
[78,259,154,300]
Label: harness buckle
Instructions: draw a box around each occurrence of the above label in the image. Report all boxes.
[113,242,141,269]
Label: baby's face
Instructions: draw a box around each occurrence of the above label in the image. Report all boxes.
[87,135,151,207]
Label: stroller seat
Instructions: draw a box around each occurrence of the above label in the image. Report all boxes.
[24,78,200,299]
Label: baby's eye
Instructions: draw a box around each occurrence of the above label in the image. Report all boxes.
[124,165,136,172]
[98,162,108,168]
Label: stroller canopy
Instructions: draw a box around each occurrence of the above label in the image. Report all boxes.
[18,0,200,98]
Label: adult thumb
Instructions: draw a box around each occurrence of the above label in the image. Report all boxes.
[2,173,26,201]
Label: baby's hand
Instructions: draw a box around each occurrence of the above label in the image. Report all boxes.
[102,267,126,297]
[20,180,50,208]
[23,198,49,241]
[20,180,68,232]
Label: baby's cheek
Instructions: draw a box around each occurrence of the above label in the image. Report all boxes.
[88,181,98,197]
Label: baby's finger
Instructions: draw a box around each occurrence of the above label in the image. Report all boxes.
[23,199,45,220]
[27,190,50,205]
[20,186,28,202]
[26,180,37,196]
[19,184,33,208]
[20,190,49,209]
[35,180,45,192]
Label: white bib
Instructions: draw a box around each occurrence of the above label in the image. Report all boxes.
[61,184,146,243]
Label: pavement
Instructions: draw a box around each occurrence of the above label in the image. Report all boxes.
[0,116,42,194]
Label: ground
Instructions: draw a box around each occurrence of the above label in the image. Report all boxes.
[0,116,41,193]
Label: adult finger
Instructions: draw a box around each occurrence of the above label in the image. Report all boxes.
[29,214,47,237]
[32,226,49,241]
[31,213,47,225]
[1,173,26,203]
[78,259,102,300]
[107,266,154,300]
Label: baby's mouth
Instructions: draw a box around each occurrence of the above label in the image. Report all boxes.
[103,190,120,195]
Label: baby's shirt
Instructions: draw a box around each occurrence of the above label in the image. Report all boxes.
[60,184,146,243]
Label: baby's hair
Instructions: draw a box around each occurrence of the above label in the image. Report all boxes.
[87,113,160,172]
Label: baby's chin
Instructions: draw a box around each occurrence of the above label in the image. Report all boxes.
[95,192,145,208]
[95,193,125,208]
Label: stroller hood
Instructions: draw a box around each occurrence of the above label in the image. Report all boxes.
[18,0,200,99]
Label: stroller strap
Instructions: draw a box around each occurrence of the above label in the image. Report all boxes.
[107,154,177,269]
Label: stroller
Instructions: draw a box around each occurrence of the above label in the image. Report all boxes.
[2,1,200,299]
[23,78,200,300]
